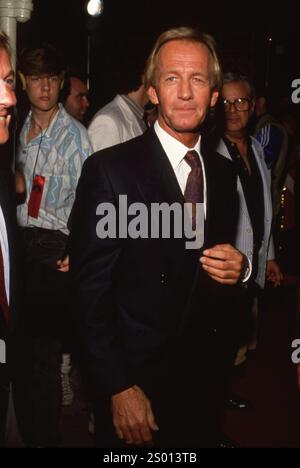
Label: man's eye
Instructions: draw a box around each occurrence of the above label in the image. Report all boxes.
[193,77,206,84]
[166,76,177,82]
[5,78,14,87]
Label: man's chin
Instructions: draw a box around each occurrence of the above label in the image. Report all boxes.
[0,116,11,144]
[173,125,202,134]
[35,102,57,113]
[0,132,9,144]
[171,116,205,133]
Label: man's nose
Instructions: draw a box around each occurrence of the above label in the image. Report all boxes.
[41,77,50,90]
[0,81,16,108]
[227,102,237,113]
[178,79,193,99]
[83,96,89,108]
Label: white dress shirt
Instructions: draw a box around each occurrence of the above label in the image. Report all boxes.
[154,121,251,280]
[0,205,9,304]
[154,121,207,217]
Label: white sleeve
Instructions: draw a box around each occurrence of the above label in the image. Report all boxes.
[242,255,252,283]
[88,115,122,152]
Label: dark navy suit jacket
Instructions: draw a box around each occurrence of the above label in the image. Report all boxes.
[69,128,241,402]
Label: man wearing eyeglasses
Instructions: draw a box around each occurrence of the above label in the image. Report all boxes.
[216,73,281,411]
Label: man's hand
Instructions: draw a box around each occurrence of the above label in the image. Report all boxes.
[199,244,244,285]
[266,260,282,287]
[111,385,159,446]
[57,255,69,272]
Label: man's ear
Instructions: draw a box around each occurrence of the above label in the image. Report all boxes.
[18,72,26,90]
[60,73,65,90]
[249,98,255,115]
[147,86,159,105]
[210,90,219,108]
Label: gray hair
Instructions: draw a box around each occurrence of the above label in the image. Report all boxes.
[222,72,255,99]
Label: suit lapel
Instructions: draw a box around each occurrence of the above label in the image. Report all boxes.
[200,136,212,245]
[135,128,184,207]
[0,171,16,330]
[134,129,191,267]
[251,140,272,224]
[137,130,205,336]
[216,138,251,223]
[0,172,13,263]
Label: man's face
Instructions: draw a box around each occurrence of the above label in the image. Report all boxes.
[147,39,218,144]
[65,77,89,121]
[222,81,254,135]
[0,48,16,144]
[25,73,62,112]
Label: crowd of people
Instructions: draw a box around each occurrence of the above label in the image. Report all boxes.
[0,25,299,448]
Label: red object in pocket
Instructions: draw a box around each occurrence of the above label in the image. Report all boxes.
[28,175,45,218]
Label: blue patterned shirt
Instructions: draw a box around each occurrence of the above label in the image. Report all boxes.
[17,104,92,234]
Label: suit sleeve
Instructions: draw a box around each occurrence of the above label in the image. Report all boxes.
[68,155,134,396]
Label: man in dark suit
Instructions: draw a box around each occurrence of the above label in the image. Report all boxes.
[0,32,29,447]
[69,27,247,448]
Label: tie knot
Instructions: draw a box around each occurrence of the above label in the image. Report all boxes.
[184,150,200,170]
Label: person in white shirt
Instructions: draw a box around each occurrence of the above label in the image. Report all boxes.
[88,64,148,151]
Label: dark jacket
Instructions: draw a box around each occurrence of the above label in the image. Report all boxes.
[69,128,240,398]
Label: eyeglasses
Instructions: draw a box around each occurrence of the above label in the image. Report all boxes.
[221,97,252,112]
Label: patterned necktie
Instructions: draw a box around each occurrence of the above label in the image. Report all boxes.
[0,242,8,323]
[184,150,204,229]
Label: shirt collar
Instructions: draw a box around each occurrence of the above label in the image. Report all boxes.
[223,134,252,151]
[23,103,62,144]
[154,120,201,171]
[121,94,145,121]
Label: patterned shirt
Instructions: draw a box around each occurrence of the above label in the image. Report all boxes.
[17,104,92,234]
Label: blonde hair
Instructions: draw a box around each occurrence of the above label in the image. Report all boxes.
[0,32,10,55]
[143,26,222,92]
